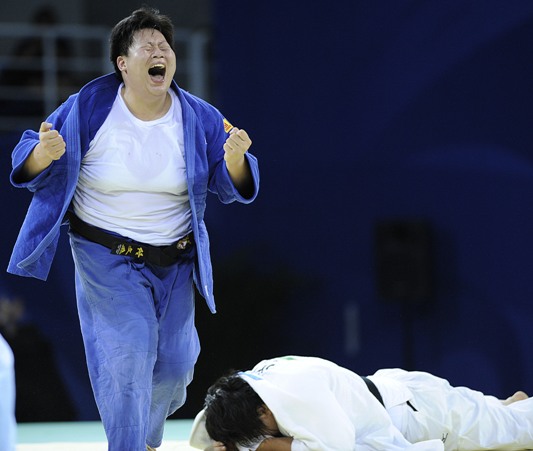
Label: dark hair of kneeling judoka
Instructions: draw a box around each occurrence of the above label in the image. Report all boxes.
[204,373,271,449]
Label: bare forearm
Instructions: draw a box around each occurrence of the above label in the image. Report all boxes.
[20,143,54,181]
[257,437,293,451]
[226,157,253,196]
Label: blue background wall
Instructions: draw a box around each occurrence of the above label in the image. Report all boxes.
[204,0,533,403]
[1,0,533,420]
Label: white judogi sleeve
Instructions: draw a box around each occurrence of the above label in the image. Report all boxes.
[0,334,16,451]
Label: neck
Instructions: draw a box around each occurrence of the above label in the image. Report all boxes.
[121,86,171,121]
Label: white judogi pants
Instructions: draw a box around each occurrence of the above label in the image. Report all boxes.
[373,368,533,451]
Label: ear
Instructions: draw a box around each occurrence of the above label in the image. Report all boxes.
[117,56,127,72]
[258,404,271,418]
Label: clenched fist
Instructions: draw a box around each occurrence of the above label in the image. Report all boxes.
[223,127,251,166]
[38,122,66,162]
[19,122,66,181]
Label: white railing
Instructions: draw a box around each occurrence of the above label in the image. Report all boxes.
[0,23,209,132]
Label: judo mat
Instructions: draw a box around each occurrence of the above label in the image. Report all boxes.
[15,420,533,451]
[16,419,196,451]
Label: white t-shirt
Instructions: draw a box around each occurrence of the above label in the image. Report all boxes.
[73,85,191,246]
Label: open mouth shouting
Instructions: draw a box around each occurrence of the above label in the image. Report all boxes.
[148,63,166,83]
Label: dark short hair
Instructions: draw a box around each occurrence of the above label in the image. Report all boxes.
[204,373,270,448]
[109,6,175,80]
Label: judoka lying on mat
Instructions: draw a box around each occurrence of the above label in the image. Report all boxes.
[189,355,533,451]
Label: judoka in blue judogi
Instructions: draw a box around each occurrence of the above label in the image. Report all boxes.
[8,7,259,450]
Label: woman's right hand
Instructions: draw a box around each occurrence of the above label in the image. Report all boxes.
[38,122,66,162]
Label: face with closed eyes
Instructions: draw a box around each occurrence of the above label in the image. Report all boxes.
[117,28,176,102]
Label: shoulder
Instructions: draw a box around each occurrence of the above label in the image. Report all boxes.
[78,73,121,109]
[172,82,223,120]
[77,74,120,130]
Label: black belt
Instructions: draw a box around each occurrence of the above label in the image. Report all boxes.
[68,213,194,267]
[360,375,384,406]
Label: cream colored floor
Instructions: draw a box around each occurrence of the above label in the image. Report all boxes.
[16,420,196,450]
[17,442,194,451]
[15,420,532,450]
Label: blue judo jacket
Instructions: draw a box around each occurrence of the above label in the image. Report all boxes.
[7,73,259,313]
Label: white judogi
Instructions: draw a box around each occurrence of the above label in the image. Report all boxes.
[0,334,16,451]
[371,368,533,451]
[189,356,533,451]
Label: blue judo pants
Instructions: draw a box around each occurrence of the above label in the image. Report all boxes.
[69,231,200,450]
